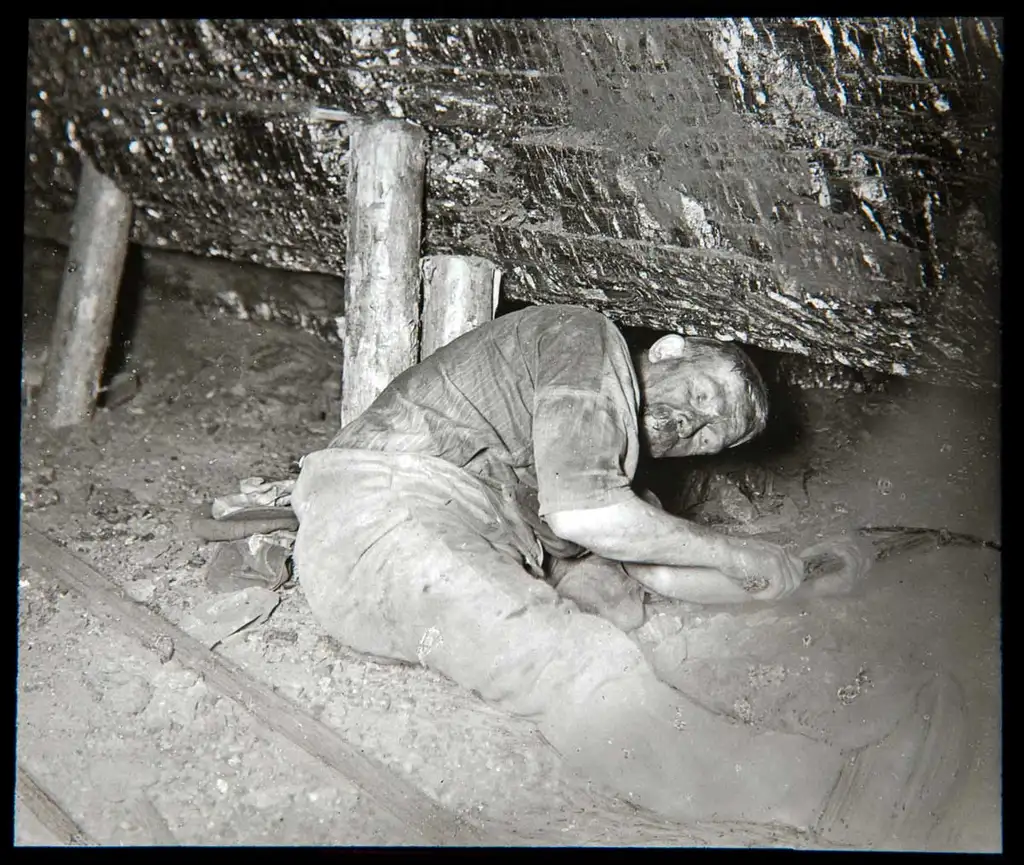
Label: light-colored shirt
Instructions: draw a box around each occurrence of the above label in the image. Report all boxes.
[330,305,641,556]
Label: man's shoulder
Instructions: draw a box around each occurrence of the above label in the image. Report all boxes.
[512,303,621,335]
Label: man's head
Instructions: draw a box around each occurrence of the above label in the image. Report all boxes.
[633,333,769,458]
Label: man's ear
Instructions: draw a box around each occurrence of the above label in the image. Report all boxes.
[648,334,687,364]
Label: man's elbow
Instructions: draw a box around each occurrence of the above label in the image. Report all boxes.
[545,509,604,551]
[545,510,588,546]
[545,507,628,559]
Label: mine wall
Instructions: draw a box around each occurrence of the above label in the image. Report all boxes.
[25,18,1001,388]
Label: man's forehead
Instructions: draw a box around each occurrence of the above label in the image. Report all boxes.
[663,357,741,394]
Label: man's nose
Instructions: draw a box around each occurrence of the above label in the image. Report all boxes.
[677,415,707,439]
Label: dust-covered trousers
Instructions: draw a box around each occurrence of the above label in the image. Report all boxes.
[291,448,837,825]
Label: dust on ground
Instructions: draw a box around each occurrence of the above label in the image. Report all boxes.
[17,240,1001,849]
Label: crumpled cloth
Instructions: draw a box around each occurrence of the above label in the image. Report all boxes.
[205,532,295,594]
[211,477,295,520]
[203,478,298,595]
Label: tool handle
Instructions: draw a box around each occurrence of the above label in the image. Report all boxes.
[191,512,298,541]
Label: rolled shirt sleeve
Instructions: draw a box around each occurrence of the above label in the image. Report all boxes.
[533,387,639,515]
[530,309,642,518]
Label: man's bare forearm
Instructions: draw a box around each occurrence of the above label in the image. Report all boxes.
[623,562,753,605]
[545,496,734,570]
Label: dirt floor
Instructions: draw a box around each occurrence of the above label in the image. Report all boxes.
[17,239,1001,849]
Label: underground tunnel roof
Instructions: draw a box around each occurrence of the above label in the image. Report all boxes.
[25,18,1001,389]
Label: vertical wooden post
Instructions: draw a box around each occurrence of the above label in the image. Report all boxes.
[420,255,500,359]
[340,119,427,427]
[38,157,133,429]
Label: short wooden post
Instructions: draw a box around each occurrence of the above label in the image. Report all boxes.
[420,255,500,359]
[38,157,133,428]
[340,119,427,426]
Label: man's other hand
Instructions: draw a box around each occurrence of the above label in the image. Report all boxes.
[718,537,805,600]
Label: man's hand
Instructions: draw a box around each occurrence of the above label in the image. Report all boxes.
[717,537,805,600]
[547,496,804,599]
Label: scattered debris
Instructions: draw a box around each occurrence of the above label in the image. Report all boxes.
[263,628,299,645]
[733,467,773,501]
[181,586,281,649]
[139,541,173,565]
[18,576,64,630]
[678,470,758,525]
[777,495,800,523]
[732,696,755,724]
[747,664,788,689]
[416,625,444,664]
[126,578,157,603]
[28,464,57,485]
[141,668,210,729]
[141,633,176,664]
[20,464,61,512]
[21,485,60,512]
[837,667,872,705]
[89,486,140,524]
[700,478,758,524]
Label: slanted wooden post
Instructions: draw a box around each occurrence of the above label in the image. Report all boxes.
[340,119,427,427]
[420,256,500,359]
[39,157,133,428]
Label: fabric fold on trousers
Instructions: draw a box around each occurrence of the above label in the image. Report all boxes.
[290,447,844,827]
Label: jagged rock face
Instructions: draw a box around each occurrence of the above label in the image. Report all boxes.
[25,18,1001,388]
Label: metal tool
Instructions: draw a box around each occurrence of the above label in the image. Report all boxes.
[799,525,1001,585]
[857,525,1001,559]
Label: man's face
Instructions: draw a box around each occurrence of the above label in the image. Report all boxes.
[639,360,753,459]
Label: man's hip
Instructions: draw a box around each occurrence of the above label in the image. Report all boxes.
[293,448,545,577]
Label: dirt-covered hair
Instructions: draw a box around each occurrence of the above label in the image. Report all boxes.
[682,337,770,443]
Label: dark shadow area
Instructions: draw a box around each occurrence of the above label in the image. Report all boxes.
[21,237,64,326]
[740,344,809,462]
[494,294,532,318]
[98,243,146,401]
